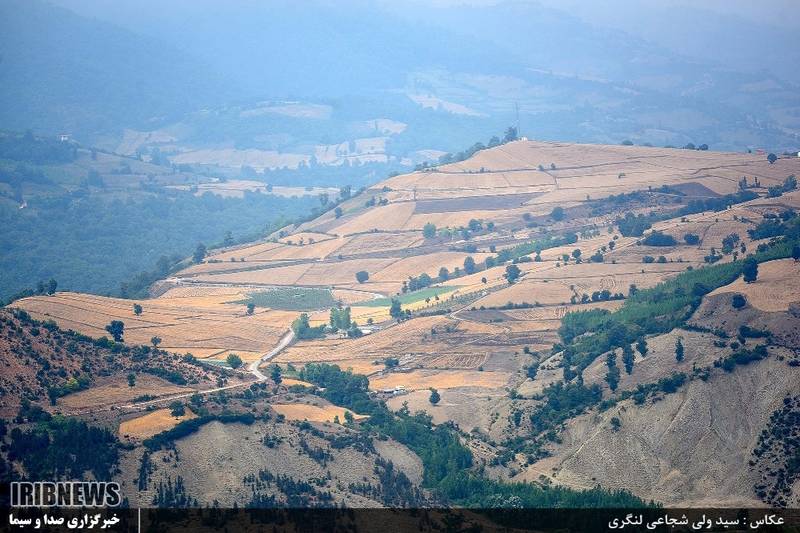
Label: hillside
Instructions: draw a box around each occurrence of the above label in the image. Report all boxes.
[7,139,800,507]
[0,307,240,417]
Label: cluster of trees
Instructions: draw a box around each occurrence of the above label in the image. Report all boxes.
[8,416,119,480]
[296,363,646,509]
[614,190,759,238]
[1,189,315,301]
[291,313,326,340]
[423,127,518,169]
[0,131,77,164]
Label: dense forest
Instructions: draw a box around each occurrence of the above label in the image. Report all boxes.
[0,191,314,300]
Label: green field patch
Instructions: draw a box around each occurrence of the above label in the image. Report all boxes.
[360,286,458,307]
[233,287,337,311]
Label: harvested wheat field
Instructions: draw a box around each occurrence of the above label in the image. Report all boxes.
[271,403,367,423]
[369,369,510,391]
[59,374,192,411]
[119,408,198,440]
[709,258,800,312]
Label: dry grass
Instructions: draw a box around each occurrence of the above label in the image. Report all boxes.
[119,408,197,440]
[59,374,190,411]
[710,258,800,312]
[271,403,367,423]
[369,369,510,391]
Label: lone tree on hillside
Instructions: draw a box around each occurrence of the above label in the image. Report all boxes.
[389,298,403,321]
[193,243,207,263]
[127,373,136,387]
[133,304,142,316]
[355,270,369,284]
[169,401,185,417]
[150,336,161,348]
[463,256,476,274]
[743,257,759,283]
[636,337,648,357]
[270,364,282,384]
[246,303,255,315]
[423,222,437,239]
[675,338,685,363]
[505,264,521,284]
[605,351,620,391]
[429,388,441,405]
[792,245,800,262]
[767,153,777,164]
[438,267,449,281]
[105,320,124,342]
[226,353,243,369]
[550,206,565,221]
[622,344,635,375]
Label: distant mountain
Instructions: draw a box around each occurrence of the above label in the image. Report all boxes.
[7,0,800,151]
[0,0,229,138]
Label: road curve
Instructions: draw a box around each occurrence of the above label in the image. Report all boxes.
[248,329,295,380]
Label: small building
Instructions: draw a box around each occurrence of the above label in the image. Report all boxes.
[59,134,70,142]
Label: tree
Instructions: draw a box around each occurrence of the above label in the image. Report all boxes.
[169,401,185,417]
[429,388,441,405]
[503,126,518,143]
[463,256,476,274]
[47,278,58,295]
[389,298,403,320]
[743,257,758,283]
[423,222,437,239]
[223,231,234,247]
[732,294,747,309]
[605,352,620,391]
[481,277,487,284]
[334,206,343,219]
[193,243,207,263]
[784,175,797,192]
[438,267,449,281]
[270,364,282,384]
[150,336,161,348]
[246,303,255,315]
[622,344,635,375]
[675,338,684,362]
[227,353,243,369]
[683,233,700,245]
[636,337,648,358]
[793,245,800,262]
[133,304,142,316]
[550,206,565,221]
[767,153,777,164]
[355,270,369,284]
[127,373,136,387]
[504,264,521,283]
[572,249,582,261]
[105,320,124,342]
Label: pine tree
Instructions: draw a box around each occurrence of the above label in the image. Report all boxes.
[605,352,620,391]
[622,344,635,374]
[636,337,648,357]
[675,338,685,362]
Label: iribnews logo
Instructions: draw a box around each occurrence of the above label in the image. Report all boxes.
[10,482,121,507]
